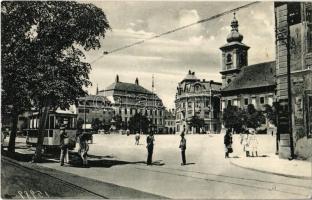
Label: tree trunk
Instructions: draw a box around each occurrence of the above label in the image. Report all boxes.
[8,112,19,153]
[32,98,50,163]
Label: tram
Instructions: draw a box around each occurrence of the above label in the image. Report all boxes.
[26,110,77,150]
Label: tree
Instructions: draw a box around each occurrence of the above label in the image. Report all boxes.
[222,105,244,133]
[1,2,110,161]
[189,116,205,133]
[242,104,265,129]
[263,103,278,126]
[91,118,101,132]
[2,2,37,153]
[128,113,150,134]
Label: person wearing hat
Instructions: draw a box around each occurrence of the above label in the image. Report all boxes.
[146,132,155,165]
[59,126,69,166]
[179,131,187,165]
[224,129,233,158]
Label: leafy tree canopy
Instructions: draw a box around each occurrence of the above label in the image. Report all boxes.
[128,113,150,134]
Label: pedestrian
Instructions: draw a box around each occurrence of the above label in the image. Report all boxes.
[243,130,250,157]
[59,126,69,166]
[248,129,258,157]
[78,133,89,167]
[179,132,186,165]
[224,129,233,158]
[146,132,154,165]
[135,131,140,145]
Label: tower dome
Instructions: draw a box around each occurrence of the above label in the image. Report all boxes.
[226,13,243,43]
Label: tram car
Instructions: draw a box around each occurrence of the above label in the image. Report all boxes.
[26,110,77,150]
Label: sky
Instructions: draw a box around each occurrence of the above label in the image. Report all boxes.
[83,1,275,109]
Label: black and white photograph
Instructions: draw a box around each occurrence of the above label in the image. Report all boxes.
[1,1,312,199]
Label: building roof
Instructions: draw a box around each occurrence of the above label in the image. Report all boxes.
[105,82,153,95]
[78,95,110,102]
[222,61,276,92]
[182,70,200,82]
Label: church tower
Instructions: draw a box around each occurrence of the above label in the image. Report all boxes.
[220,13,249,88]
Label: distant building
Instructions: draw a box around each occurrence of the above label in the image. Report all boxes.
[164,109,176,134]
[98,75,165,133]
[77,95,114,130]
[275,2,312,159]
[175,70,222,134]
[219,14,276,113]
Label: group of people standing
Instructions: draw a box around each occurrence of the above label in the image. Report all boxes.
[145,131,187,166]
[224,128,259,158]
[59,126,89,167]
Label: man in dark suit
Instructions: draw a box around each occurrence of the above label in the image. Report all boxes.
[146,132,155,165]
[179,132,186,165]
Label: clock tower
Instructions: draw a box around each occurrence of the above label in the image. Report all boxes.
[220,13,249,88]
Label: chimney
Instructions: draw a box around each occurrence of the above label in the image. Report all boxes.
[115,75,119,83]
[188,70,191,75]
[135,77,139,85]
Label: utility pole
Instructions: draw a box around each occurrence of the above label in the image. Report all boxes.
[84,94,87,133]
[286,7,295,159]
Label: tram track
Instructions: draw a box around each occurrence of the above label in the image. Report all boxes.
[2,157,108,199]
[133,164,311,198]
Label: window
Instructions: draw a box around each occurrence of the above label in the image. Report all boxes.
[125,108,127,114]
[244,98,249,105]
[205,100,209,107]
[226,53,232,63]
[78,109,89,113]
[307,5,312,53]
[260,97,265,104]
[227,79,232,84]
[130,109,133,115]
[227,100,232,106]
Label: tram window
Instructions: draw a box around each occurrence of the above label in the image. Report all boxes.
[49,116,55,129]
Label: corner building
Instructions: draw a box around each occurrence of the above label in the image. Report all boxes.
[275,2,312,159]
[175,70,222,134]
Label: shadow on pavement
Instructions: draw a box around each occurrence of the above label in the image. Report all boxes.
[185,162,195,165]
[68,153,146,168]
[151,160,165,166]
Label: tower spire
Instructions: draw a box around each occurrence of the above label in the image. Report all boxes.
[152,74,154,93]
[226,12,243,43]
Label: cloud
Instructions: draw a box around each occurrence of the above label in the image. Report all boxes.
[85,1,275,108]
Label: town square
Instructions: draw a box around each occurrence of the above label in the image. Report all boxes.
[1,1,312,199]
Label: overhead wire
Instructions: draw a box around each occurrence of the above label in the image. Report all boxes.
[90,1,260,64]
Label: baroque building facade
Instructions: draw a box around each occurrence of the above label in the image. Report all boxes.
[98,75,165,133]
[220,14,276,130]
[77,95,114,130]
[275,2,312,159]
[175,70,222,134]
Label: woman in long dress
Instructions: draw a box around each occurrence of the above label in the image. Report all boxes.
[248,129,258,157]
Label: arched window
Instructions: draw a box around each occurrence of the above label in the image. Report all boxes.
[226,54,232,63]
